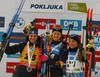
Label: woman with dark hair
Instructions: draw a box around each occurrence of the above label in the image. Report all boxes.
[65,34,96,77]
[5,28,41,77]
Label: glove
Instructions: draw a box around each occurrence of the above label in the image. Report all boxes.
[37,68,41,73]
[41,55,48,61]
[2,33,7,38]
[62,42,67,48]
[89,47,95,57]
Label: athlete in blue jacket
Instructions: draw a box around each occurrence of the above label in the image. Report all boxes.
[41,25,67,77]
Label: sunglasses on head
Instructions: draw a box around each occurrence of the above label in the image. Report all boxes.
[69,34,79,39]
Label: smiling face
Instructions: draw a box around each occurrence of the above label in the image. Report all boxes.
[29,34,38,44]
[69,39,78,49]
[52,31,62,41]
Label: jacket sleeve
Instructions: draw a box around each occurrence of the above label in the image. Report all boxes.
[5,42,26,54]
[82,49,96,69]
[47,43,68,68]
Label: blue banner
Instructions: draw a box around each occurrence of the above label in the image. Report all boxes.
[0,32,4,42]
[0,17,5,27]
[9,32,26,43]
[60,19,82,31]
[94,36,100,47]
[7,53,20,58]
[92,21,100,31]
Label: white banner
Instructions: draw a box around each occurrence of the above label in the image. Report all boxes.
[21,0,65,13]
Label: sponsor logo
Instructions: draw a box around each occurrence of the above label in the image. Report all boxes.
[30,4,63,10]
[15,17,25,28]
[7,53,20,58]
[68,2,87,13]
[0,32,4,42]
[95,51,100,62]
[91,66,100,77]
[60,19,82,31]
[6,62,18,73]
[34,18,56,29]
[9,32,26,43]
[0,17,5,27]
[94,36,100,47]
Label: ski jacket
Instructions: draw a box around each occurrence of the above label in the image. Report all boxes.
[47,40,68,68]
[5,36,41,68]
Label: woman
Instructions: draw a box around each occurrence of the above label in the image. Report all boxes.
[41,25,67,77]
[5,28,41,77]
[65,34,96,77]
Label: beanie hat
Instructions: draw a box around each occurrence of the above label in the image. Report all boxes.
[28,28,38,35]
[69,34,80,44]
[52,25,62,34]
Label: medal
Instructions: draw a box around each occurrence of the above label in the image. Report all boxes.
[27,41,35,72]
[69,73,73,77]
[26,66,32,72]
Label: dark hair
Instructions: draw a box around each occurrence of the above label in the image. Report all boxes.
[78,43,82,62]
[25,28,38,42]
